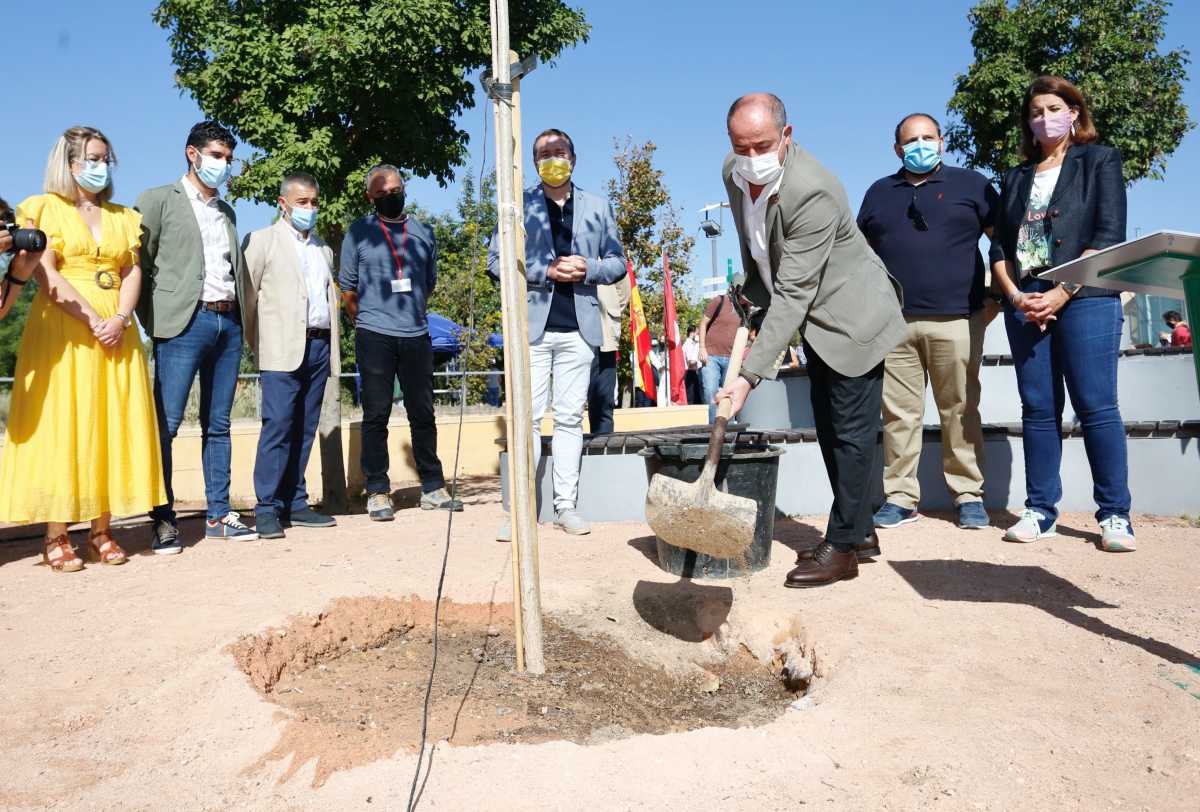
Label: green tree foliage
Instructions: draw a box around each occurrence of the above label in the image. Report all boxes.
[152,0,590,244]
[0,284,35,378]
[947,0,1192,183]
[425,173,501,402]
[606,138,700,401]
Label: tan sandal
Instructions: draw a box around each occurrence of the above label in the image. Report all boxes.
[86,530,127,566]
[43,535,84,573]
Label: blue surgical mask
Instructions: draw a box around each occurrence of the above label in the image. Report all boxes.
[194,153,232,190]
[902,138,942,174]
[0,252,12,276]
[74,160,111,193]
[288,205,318,232]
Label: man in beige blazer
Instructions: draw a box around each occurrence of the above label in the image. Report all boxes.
[716,93,906,589]
[241,172,340,539]
[588,273,631,433]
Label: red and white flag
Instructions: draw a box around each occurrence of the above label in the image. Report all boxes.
[662,251,687,406]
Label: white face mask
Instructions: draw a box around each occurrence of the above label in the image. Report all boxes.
[732,148,784,186]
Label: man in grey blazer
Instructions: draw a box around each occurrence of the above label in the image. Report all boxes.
[716,94,906,588]
[241,172,341,539]
[488,128,627,537]
[137,121,257,553]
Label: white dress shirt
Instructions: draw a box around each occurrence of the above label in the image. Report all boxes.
[284,220,332,329]
[179,175,237,302]
[731,167,785,291]
[683,335,700,369]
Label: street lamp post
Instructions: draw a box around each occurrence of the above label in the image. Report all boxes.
[699,202,730,299]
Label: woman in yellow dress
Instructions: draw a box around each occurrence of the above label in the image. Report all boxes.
[0,126,166,571]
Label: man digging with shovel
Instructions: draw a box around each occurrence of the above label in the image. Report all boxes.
[714,93,906,589]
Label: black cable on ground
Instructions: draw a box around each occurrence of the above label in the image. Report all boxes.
[406,103,491,812]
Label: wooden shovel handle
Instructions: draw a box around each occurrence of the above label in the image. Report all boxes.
[704,325,750,474]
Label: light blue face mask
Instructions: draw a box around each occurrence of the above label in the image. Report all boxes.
[0,252,13,276]
[74,160,111,193]
[288,205,318,232]
[902,138,942,174]
[194,153,232,190]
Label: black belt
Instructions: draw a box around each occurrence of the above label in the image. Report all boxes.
[200,300,237,313]
[306,327,331,339]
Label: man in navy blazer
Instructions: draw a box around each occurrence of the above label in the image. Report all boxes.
[488,128,627,537]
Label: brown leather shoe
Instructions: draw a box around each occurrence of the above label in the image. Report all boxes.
[784,543,858,588]
[797,533,881,562]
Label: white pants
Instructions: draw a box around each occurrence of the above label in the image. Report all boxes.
[529,330,596,512]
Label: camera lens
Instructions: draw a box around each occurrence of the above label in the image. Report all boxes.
[12,228,47,253]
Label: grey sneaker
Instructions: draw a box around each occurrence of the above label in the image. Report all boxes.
[420,487,464,512]
[554,508,591,535]
[1003,508,1057,543]
[1098,516,1136,552]
[367,493,394,522]
[151,520,183,555]
[205,511,259,542]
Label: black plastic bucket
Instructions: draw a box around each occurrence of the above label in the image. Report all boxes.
[640,440,783,578]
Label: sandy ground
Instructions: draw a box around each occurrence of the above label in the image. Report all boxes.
[0,478,1197,811]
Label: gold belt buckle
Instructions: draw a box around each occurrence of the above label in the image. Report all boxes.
[94,270,117,290]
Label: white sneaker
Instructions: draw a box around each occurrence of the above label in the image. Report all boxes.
[1003,508,1057,543]
[1098,516,1136,552]
[554,509,591,535]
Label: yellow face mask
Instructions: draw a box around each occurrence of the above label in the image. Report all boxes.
[537,157,572,188]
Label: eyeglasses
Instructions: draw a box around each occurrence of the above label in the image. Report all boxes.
[907,188,928,231]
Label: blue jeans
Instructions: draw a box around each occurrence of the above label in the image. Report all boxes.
[254,336,330,519]
[150,307,243,523]
[700,354,731,422]
[1004,280,1130,523]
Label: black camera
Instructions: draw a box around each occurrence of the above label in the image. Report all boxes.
[2,221,48,253]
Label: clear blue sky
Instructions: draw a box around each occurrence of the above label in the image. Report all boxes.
[6,1,1199,297]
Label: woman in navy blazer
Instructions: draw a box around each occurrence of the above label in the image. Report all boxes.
[989,75,1134,552]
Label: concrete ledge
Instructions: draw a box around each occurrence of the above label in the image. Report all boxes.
[502,424,1200,522]
[747,351,1200,430]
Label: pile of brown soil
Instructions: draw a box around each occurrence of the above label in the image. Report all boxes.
[230,596,804,787]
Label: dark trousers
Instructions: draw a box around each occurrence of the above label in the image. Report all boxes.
[356,329,445,495]
[684,369,703,405]
[805,342,885,550]
[253,336,330,518]
[587,350,618,434]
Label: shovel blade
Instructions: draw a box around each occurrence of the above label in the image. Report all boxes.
[644,473,758,561]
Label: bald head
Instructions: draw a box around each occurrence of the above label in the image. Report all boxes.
[726,93,793,169]
[727,93,787,135]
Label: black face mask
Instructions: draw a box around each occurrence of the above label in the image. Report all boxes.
[373,190,405,219]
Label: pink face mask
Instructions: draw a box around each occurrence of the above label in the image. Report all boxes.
[1030,108,1074,144]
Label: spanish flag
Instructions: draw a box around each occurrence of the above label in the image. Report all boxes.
[627,260,656,403]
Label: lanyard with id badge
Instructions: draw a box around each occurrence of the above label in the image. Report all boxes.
[378,218,413,294]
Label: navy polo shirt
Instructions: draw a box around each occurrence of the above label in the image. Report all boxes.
[857,164,998,317]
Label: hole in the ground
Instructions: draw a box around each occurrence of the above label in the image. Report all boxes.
[230,596,814,787]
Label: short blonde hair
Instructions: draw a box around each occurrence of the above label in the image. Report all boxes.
[44,126,117,203]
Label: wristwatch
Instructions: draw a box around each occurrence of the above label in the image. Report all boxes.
[739,370,762,389]
[1060,281,1082,296]
[117,311,133,328]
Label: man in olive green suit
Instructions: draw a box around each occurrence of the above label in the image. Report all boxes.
[136,120,256,554]
[716,93,906,589]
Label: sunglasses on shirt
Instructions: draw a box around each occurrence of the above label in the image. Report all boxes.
[907,188,929,232]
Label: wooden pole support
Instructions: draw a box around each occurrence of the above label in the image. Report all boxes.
[489,0,545,674]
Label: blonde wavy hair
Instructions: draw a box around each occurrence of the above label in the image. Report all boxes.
[44,126,117,203]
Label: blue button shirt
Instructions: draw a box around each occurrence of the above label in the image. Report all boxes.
[339,213,437,338]
[857,165,998,317]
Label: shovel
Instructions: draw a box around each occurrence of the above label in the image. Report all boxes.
[644,321,757,561]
